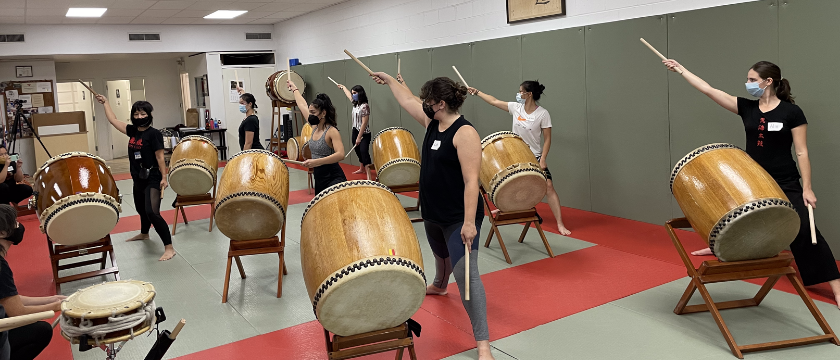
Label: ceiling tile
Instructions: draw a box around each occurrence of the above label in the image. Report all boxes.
[68,0,116,7]
[97,16,135,24]
[237,11,268,19]
[173,9,211,18]
[0,0,26,8]
[130,17,166,24]
[263,11,302,19]
[186,1,227,10]
[161,17,196,24]
[252,3,291,12]
[284,3,327,13]
[25,8,67,16]
[101,8,144,17]
[0,16,25,24]
[217,18,252,25]
[25,0,70,9]
[150,1,193,10]
[138,9,180,17]
[25,15,65,24]
[247,18,279,25]
[63,17,100,24]
[222,2,265,11]
[109,0,156,9]
[3,8,24,16]
[190,18,221,25]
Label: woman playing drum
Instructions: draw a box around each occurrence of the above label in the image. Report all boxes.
[663,59,840,308]
[468,81,571,235]
[371,72,494,360]
[236,86,264,151]
[96,95,175,261]
[287,80,347,194]
[337,83,373,179]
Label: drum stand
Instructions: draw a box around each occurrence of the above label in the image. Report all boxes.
[480,188,554,264]
[48,235,119,293]
[222,223,288,303]
[666,218,839,359]
[269,100,300,154]
[323,323,417,360]
[385,183,422,223]
[171,184,216,235]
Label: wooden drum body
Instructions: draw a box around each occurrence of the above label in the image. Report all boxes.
[215,150,289,240]
[266,70,305,103]
[32,152,121,245]
[169,135,219,196]
[59,280,156,345]
[371,127,421,187]
[480,132,546,212]
[301,180,426,336]
[671,143,800,261]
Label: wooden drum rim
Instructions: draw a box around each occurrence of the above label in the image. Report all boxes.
[708,197,796,257]
[176,135,218,152]
[169,159,217,182]
[33,152,110,181]
[376,158,420,177]
[61,280,155,319]
[371,126,413,144]
[215,190,287,221]
[301,180,395,227]
[488,163,545,204]
[229,149,288,170]
[39,192,121,234]
[480,131,520,150]
[670,143,741,192]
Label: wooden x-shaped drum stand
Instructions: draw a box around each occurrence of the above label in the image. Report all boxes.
[221,223,288,303]
[48,235,119,293]
[481,188,554,264]
[171,185,216,235]
[323,323,417,360]
[666,218,839,358]
[387,183,422,223]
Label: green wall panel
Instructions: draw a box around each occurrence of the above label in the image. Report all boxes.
[397,49,433,149]
[323,60,354,165]
[290,64,305,137]
[668,0,779,218]
[430,43,474,122]
[585,16,671,224]
[470,36,522,139]
[304,63,324,106]
[367,53,403,134]
[780,0,840,256]
[522,28,591,211]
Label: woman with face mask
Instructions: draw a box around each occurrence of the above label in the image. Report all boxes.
[237,92,263,151]
[287,80,347,194]
[467,81,571,236]
[370,72,494,360]
[0,205,64,360]
[663,59,840,309]
[337,83,372,179]
[96,95,175,261]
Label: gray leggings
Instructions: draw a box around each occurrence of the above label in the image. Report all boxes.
[424,221,489,341]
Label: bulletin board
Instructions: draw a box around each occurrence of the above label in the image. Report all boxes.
[1,79,56,140]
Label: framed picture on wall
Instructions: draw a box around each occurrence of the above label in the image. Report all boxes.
[15,66,33,78]
[507,0,566,23]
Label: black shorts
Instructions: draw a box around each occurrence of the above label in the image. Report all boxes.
[535,156,552,181]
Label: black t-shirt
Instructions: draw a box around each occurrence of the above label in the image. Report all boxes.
[0,257,18,301]
[238,115,264,151]
[737,97,807,181]
[420,117,484,226]
[126,125,164,178]
[2,162,16,186]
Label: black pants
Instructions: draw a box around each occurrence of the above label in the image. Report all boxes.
[778,178,840,286]
[0,183,32,206]
[351,128,372,166]
[133,174,172,246]
[8,321,51,360]
[313,162,347,195]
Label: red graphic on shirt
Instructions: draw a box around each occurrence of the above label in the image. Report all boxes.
[517,116,527,122]
[758,133,764,139]
[129,137,143,151]
[760,118,766,123]
[758,125,765,131]
[757,140,764,147]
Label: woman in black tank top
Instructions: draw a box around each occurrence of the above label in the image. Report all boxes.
[372,72,494,360]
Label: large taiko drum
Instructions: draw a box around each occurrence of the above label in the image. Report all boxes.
[671,143,800,261]
[31,152,121,245]
[301,180,426,336]
[169,135,219,196]
[480,132,547,212]
[59,280,156,345]
[371,127,421,187]
[215,150,289,240]
[266,70,305,103]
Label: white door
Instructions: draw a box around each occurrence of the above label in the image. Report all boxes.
[106,80,132,158]
[56,81,97,155]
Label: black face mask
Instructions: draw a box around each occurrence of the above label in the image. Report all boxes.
[7,223,24,245]
[422,103,438,120]
[132,115,152,127]
[307,114,321,126]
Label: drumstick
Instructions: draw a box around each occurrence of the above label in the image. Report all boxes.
[344,144,357,159]
[0,311,55,332]
[640,38,683,74]
[328,76,339,87]
[808,204,817,245]
[287,58,291,82]
[397,58,401,74]
[169,319,186,339]
[465,242,470,301]
[452,66,469,88]
[77,80,98,97]
[344,50,374,75]
[51,314,61,329]
[283,159,305,166]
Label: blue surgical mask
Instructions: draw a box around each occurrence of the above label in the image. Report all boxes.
[352,94,359,102]
[239,104,247,113]
[745,81,767,98]
[516,93,526,104]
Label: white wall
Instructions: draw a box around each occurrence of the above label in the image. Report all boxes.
[184,54,208,111]
[0,24,275,57]
[273,0,756,63]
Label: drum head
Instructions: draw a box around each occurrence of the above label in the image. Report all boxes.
[317,262,425,336]
[274,71,305,102]
[63,280,155,319]
[170,167,215,196]
[378,160,420,187]
[492,173,547,212]
[216,196,284,240]
[287,138,300,161]
[47,202,119,246]
[713,204,800,262]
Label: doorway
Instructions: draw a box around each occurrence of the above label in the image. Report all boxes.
[56,81,97,155]
[106,78,145,158]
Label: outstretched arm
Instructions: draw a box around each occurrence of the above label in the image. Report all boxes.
[95,94,128,134]
[338,84,352,101]
[467,87,508,111]
[664,59,738,114]
[371,72,429,128]
[288,80,308,112]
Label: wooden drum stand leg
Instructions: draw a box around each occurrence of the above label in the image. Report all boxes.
[171,184,216,236]
[324,323,417,360]
[221,223,289,303]
[481,188,554,264]
[665,218,839,359]
[387,184,422,223]
[48,235,120,294]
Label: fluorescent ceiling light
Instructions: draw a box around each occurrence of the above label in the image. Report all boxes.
[204,10,247,19]
[66,8,107,17]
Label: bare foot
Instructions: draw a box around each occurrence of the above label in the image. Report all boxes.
[557,225,571,236]
[353,168,364,174]
[126,233,150,242]
[477,340,495,360]
[490,209,500,216]
[426,284,447,296]
[691,247,713,256]
[159,246,176,261]
[828,279,840,310]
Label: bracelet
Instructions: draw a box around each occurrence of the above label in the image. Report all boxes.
[293,89,299,92]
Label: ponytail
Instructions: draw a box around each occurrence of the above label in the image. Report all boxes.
[751,61,795,104]
[775,78,795,104]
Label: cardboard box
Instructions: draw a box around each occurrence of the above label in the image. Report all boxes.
[186,108,199,127]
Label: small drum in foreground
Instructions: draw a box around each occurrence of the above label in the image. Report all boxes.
[671,143,800,261]
[480,132,547,212]
[301,180,426,336]
[286,137,301,161]
[371,127,421,187]
[266,70,306,103]
[59,280,156,345]
[215,150,289,240]
[32,152,121,245]
[169,135,219,196]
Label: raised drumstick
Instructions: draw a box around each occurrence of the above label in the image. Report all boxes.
[328,76,339,87]
[640,38,683,74]
[452,66,469,88]
[287,58,291,82]
[808,204,817,245]
[465,242,470,301]
[344,50,374,75]
[344,144,357,159]
[397,58,401,74]
[77,80,98,97]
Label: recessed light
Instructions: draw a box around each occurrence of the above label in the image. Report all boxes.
[66,8,107,18]
[204,10,247,19]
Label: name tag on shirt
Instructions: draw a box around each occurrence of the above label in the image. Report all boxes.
[134,152,142,160]
[431,140,441,150]
[768,122,784,131]
[6,166,12,173]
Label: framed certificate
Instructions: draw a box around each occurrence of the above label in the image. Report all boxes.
[15,66,33,78]
[507,0,566,23]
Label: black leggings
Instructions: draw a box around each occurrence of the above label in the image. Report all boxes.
[0,183,32,205]
[351,128,372,166]
[133,177,172,246]
[9,321,51,360]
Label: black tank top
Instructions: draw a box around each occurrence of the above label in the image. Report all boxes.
[420,116,484,226]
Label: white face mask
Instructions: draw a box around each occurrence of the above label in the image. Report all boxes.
[516,93,526,104]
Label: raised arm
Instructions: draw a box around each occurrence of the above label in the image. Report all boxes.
[95,94,128,134]
[288,80,308,111]
[467,87,508,111]
[397,74,422,104]
[338,84,352,101]
[371,72,429,127]
[664,59,738,114]
[454,125,482,250]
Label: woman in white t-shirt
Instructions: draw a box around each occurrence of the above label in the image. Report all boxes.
[338,83,372,179]
[468,81,571,235]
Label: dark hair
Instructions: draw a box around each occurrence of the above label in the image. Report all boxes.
[521,80,546,101]
[419,77,468,112]
[130,101,154,118]
[240,93,258,113]
[0,204,16,239]
[351,85,368,106]
[751,61,794,104]
[311,93,337,127]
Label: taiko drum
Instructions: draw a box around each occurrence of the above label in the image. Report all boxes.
[168,135,218,196]
[265,70,305,103]
[371,127,421,187]
[480,132,547,212]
